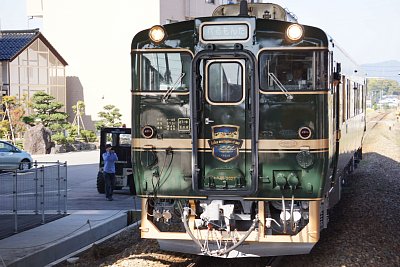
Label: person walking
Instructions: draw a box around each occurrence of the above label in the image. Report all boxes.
[103,144,118,201]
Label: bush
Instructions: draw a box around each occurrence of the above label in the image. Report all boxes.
[52,133,67,145]
[80,130,97,143]
[66,136,75,144]
[65,124,78,139]
[14,140,24,150]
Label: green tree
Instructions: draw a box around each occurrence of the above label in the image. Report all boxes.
[367,79,400,96]
[22,91,68,133]
[95,104,122,130]
[72,100,85,115]
[80,129,97,142]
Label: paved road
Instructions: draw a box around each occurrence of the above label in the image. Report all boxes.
[32,150,140,211]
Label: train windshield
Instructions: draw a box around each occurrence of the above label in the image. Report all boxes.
[259,50,327,91]
[206,60,245,104]
[139,52,191,91]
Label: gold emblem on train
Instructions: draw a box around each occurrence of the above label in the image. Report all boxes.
[208,125,243,162]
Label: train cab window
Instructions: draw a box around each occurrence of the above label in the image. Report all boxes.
[105,133,131,147]
[119,134,131,146]
[139,52,191,91]
[259,50,327,91]
[206,60,244,104]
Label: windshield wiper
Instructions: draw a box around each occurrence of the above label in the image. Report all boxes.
[268,72,293,100]
[161,73,186,102]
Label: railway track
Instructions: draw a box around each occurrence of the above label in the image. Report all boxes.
[366,111,391,131]
[187,255,281,267]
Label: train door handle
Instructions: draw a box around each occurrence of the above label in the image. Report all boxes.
[205,118,214,124]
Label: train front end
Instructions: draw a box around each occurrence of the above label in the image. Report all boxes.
[131,3,332,257]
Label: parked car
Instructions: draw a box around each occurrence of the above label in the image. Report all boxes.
[0,140,33,171]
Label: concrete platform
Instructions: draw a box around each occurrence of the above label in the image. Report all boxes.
[0,210,128,267]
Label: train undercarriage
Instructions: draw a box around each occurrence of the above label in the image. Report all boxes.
[140,197,322,257]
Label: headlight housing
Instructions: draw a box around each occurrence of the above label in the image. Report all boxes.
[149,25,166,44]
[286,24,304,42]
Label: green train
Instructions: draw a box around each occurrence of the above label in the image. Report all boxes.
[131,1,366,257]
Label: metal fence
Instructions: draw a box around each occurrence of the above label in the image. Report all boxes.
[0,161,67,236]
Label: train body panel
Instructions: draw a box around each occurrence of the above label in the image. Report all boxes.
[131,2,365,257]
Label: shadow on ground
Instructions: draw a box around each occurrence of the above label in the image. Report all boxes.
[0,214,67,240]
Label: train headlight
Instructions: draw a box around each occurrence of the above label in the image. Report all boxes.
[296,150,314,169]
[149,25,166,44]
[286,24,304,42]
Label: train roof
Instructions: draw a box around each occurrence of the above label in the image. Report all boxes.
[212,3,297,22]
[131,2,329,49]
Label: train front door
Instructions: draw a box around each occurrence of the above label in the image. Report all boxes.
[191,52,258,195]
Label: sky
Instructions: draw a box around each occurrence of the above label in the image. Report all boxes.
[0,0,399,66]
[275,0,400,65]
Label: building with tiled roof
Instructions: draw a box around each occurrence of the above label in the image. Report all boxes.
[0,29,67,112]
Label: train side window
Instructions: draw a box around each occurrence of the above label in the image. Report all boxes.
[346,79,350,119]
[354,83,359,115]
[341,76,346,123]
[360,85,364,112]
[205,60,244,104]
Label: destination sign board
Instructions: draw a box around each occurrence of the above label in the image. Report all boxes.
[201,23,249,42]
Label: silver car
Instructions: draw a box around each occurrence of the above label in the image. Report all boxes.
[0,141,33,171]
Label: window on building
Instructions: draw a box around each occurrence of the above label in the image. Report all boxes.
[18,51,28,66]
[38,39,47,52]
[20,67,28,84]
[28,40,39,66]
[38,53,48,67]
[39,68,48,85]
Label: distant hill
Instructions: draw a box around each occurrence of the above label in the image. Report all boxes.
[361,60,400,82]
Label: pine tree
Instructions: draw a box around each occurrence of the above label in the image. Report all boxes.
[22,91,68,133]
[95,104,122,130]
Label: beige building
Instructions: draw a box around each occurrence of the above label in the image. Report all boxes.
[27,0,236,129]
[0,29,67,112]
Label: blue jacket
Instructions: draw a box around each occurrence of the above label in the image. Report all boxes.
[102,152,118,173]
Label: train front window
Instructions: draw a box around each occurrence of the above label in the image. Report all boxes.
[259,50,327,91]
[206,60,244,104]
[140,52,191,91]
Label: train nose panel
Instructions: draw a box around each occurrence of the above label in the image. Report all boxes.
[204,168,245,189]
